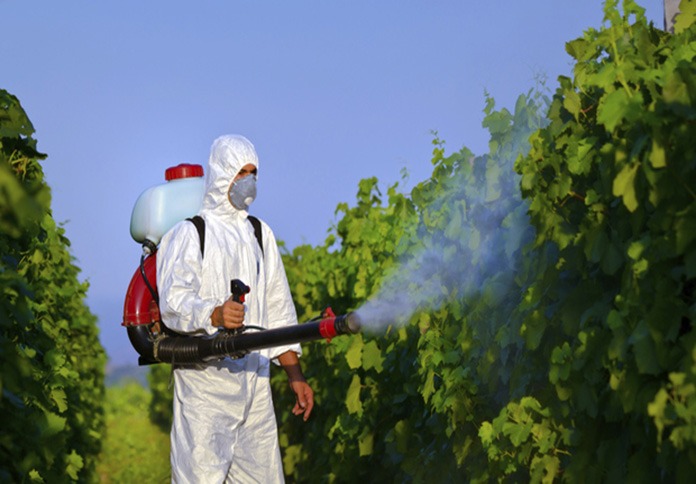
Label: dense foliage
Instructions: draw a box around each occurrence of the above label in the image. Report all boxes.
[508,1,696,480]
[273,1,696,482]
[97,380,170,483]
[148,362,174,431]
[0,90,106,482]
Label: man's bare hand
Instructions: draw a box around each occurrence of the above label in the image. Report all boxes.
[289,379,314,421]
[278,351,314,421]
[211,298,245,329]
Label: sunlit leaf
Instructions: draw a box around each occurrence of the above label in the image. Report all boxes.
[345,374,362,415]
[612,162,639,212]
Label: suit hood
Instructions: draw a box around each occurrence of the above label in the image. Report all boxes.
[202,134,259,216]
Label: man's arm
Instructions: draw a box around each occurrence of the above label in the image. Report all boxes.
[277,350,314,421]
[158,222,219,335]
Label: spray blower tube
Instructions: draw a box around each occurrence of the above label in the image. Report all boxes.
[122,255,361,365]
[151,312,361,365]
[128,312,361,366]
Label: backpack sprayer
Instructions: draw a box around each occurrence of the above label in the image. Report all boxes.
[122,163,360,366]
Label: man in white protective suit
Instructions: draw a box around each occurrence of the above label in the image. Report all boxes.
[157,134,314,483]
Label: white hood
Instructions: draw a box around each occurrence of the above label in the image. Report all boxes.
[202,134,259,216]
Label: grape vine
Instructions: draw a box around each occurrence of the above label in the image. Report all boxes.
[0,89,106,482]
[274,1,696,481]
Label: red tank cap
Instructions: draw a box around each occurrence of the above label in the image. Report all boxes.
[165,163,204,181]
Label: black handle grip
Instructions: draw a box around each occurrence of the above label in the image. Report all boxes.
[230,279,250,303]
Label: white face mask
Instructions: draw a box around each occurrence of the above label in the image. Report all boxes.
[228,175,257,210]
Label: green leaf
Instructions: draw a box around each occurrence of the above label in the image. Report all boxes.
[597,89,631,132]
[662,65,696,108]
[479,421,495,446]
[567,139,594,175]
[522,310,546,350]
[345,374,363,415]
[649,141,666,169]
[65,450,84,480]
[50,388,68,413]
[632,258,648,278]
[631,321,661,375]
[504,419,532,446]
[565,38,593,61]
[601,241,624,275]
[674,0,696,34]
[647,387,669,437]
[0,90,38,138]
[551,342,571,364]
[40,411,66,437]
[358,430,374,456]
[585,227,608,263]
[627,240,646,260]
[531,454,561,484]
[362,340,384,372]
[28,469,43,482]
[607,310,623,330]
[393,420,411,453]
[421,369,436,403]
[345,334,363,369]
[563,89,582,119]
[612,162,639,212]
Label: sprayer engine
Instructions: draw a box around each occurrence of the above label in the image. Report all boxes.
[122,163,361,366]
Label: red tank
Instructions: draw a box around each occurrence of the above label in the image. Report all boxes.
[122,253,160,327]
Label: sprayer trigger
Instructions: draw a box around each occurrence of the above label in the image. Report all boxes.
[230,279,250,304]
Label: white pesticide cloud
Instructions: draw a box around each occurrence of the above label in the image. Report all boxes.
[355,97,547,334]
[356,197,531,333]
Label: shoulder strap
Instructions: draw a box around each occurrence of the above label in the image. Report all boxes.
[186,215,263,258]
[247,215,264,257]
[186,216,206,257]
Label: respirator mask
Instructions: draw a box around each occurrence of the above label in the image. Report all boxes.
[228,174,257,211]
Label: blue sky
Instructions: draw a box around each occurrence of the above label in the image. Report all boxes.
[2,1,664,367]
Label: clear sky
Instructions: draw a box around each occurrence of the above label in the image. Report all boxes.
[2,1,664,368]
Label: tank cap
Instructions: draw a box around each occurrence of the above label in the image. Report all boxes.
[165,163,204,181]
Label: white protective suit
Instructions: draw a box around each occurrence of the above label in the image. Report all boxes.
[157,134,301,484]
